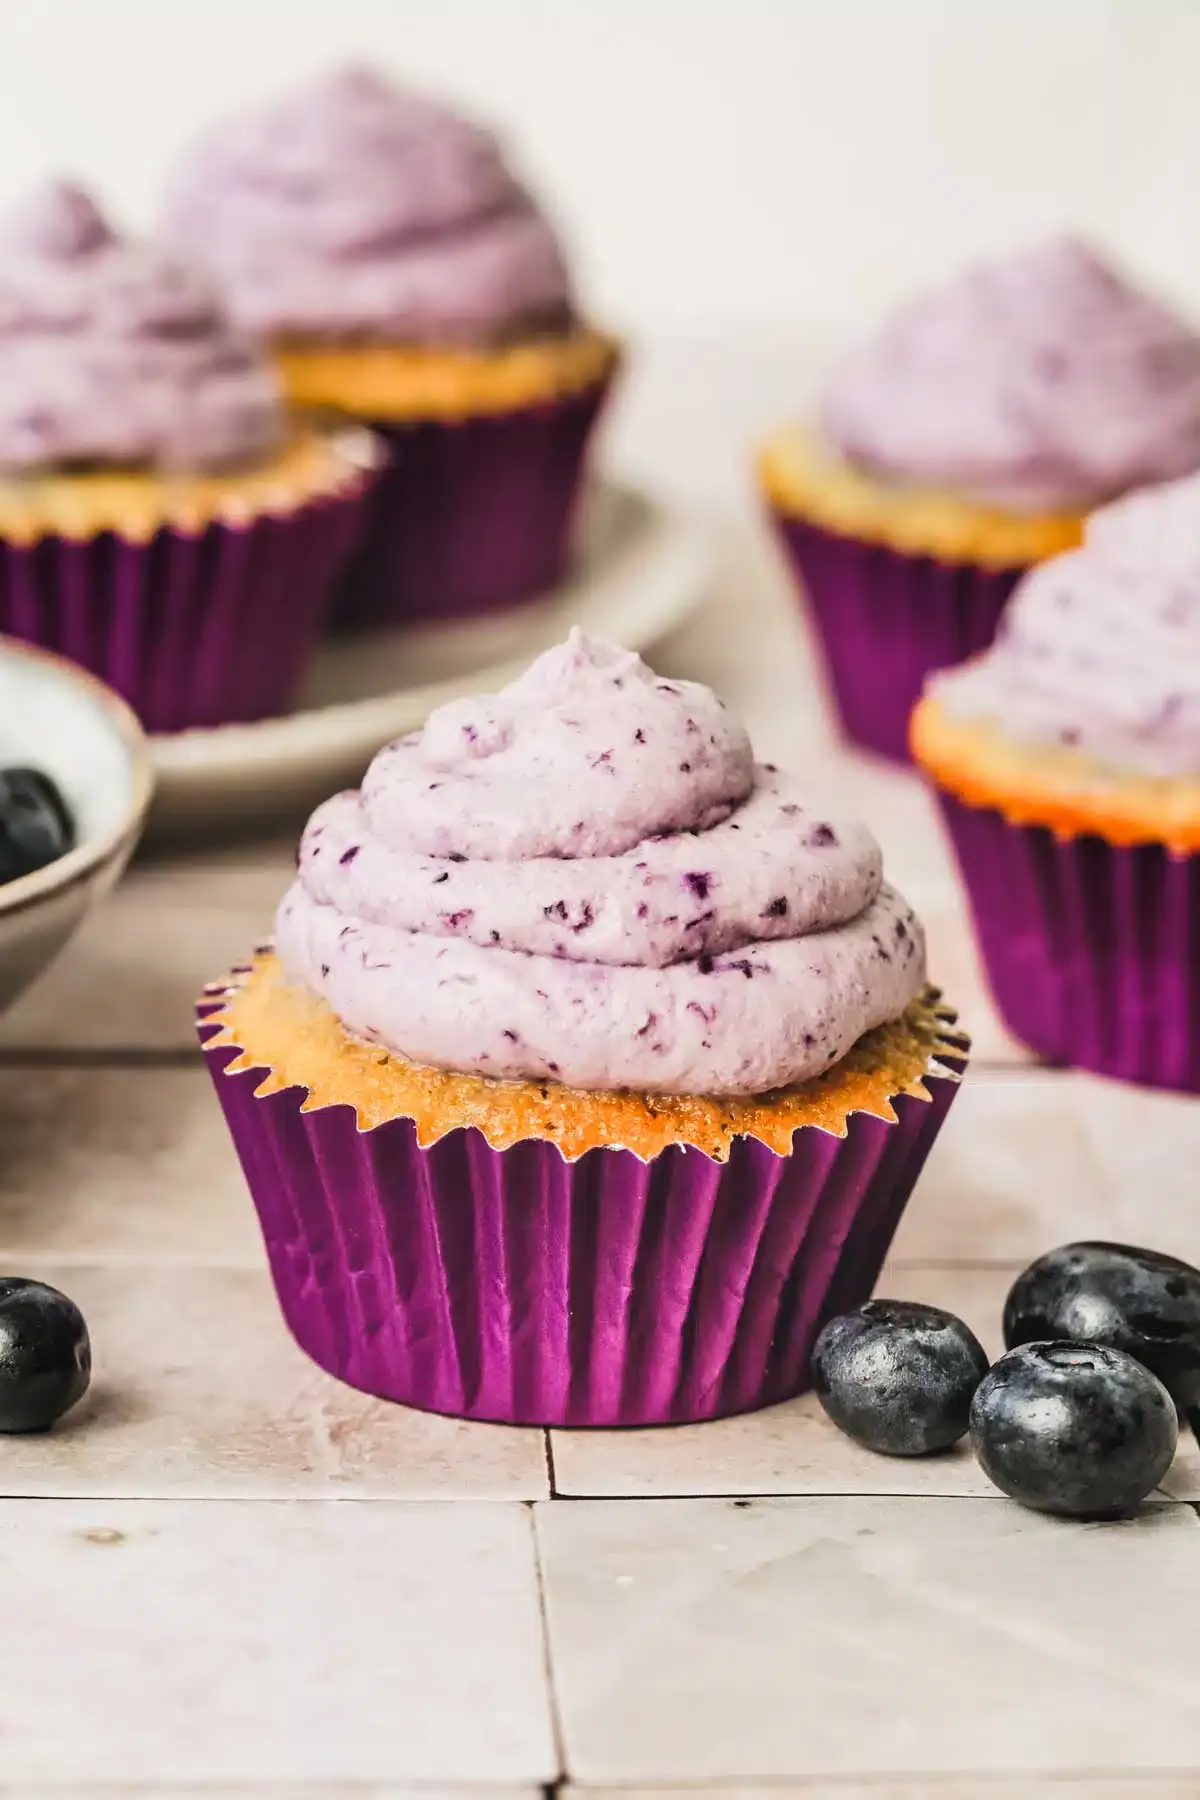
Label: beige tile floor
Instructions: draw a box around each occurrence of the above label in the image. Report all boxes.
[2,350,1198,1792]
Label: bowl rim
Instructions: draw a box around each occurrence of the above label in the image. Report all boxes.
[0,635,155,917]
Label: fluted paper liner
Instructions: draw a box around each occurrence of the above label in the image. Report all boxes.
[325,374,616,631]
[938,790,1200,1092]
[198,960,967,1427]
[768,510,1024,764]
[0,429,376,734]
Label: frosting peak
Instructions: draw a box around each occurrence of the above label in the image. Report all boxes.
[930,472,1200,774]
[162,63,574,344]
[362,630,755,862]
[276,633,925,1095]
[0,181,283,473]
[5,181,114,260]
[821,236,1200,512]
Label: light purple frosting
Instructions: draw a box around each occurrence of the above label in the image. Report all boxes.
[0,181,283,473]
[276,632,926,1097]
[821,237,1200,512]
[930,471,1200,774]
[162,65,574,345]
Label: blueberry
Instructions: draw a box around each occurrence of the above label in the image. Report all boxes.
[811,1299,989,1455]
[1004,1241,1200,1427]
[970,1341,1177,1518]
[0,1277,90,1431]
[0,767,75,886]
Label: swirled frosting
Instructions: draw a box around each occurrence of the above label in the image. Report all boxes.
[275,632,926,1096]
[820,237,1200,513]
[162,65,574,345]
[930,471,1200,774]
[0,181,283,473]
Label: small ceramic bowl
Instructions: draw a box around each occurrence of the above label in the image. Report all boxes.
[0,637,154,1011]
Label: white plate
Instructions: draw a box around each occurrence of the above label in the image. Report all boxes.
[148,480,711,837]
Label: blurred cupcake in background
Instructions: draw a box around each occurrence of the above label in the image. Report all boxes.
[199,631,966,1428]
[912,470,1200,1092]
[0,180,375,734]
[758,238,1200,762]
[164,66,620,631]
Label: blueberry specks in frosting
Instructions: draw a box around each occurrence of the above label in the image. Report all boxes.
[276,631,926,1095]
[930,469,1200,776]
[821,237,1200,512]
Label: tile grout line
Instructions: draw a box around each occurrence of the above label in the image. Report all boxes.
[538,1489,1198,1509]
[529,1502,569,1785]
[544,1430,559,1499]
[541,1770,1200,1790]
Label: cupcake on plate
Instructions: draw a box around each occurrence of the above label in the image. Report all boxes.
[759,237,1200,763]
[0,180,375,735]
[912,470,1200,1091]
[199,630,967,1427]
[164,65,619,632]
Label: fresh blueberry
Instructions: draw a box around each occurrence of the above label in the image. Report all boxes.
[970,1341,1177,1518]
[1003,1241,1200,1427]
[0,1277,90,1432]
[0,767,75,886]
[811,1299,989,1455]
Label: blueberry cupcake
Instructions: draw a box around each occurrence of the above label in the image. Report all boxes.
[0,180,375,734]
[199,631,967,1427]
[912,470,1200,1091]
[759,238,1200,762]
[164,66,619,631]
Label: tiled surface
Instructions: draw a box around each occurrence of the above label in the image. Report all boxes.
[0,1499,555,1785]
[0,1064,261,1264]
[1,1263,547,1500]
[1,1789,542,1800]
[1072,1076,1200,1266]
[0,398,1196,1790]
[537,1497,1200,1782]
[892,1068,1200,1268]
[888,1070,1108,1266]
[1161,1429,1200,1502]
[573,1786,1200,1798]
[553,1387,992,1501]
[19,1790,543,1800]
[552,1262,1187,1501]
[0,838,294,1053]
[551,1265,1009,1499]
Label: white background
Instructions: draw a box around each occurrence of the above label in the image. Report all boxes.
[3,0,1200,342]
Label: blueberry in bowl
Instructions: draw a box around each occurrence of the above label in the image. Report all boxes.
[812,1298,990,1455]
[0,767,76,886]
[0,638,153,1011]
[971,1340,1178,1518]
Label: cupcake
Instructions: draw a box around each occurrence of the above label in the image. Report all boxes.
[759,238,1200,763]
[199,631,967,1427]
[164,66,619,632]
[0,181,375,734]
[912,470,1200,1091]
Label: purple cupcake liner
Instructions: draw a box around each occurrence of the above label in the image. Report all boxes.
[0,480,370,735]
[198,990,966,1427]
[331,374,615,632]
[769,510,1025,764]
[937,790,1200,1092]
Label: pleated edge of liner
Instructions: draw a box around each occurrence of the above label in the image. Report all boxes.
[0,425,381,548]
[195,945,970,1167]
